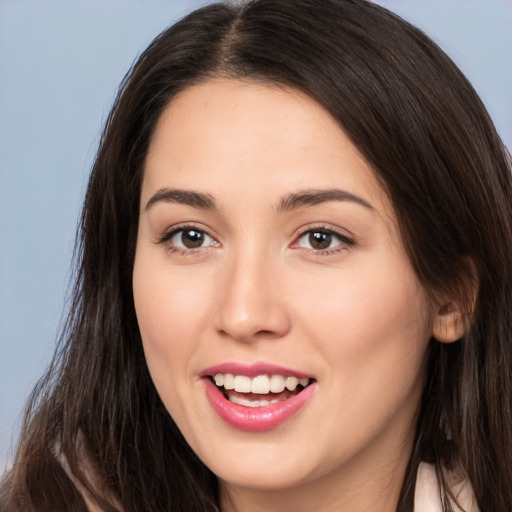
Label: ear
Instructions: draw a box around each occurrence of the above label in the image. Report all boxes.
[432,258,479,343]
[432,300,466,343]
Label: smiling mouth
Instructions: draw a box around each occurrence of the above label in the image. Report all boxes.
[210,373,313,408]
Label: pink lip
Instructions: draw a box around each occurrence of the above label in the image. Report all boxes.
[201,362,312,379]
[200,363,316,432]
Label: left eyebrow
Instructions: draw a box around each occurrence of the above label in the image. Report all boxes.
[145,188,217,211]
[278,188,375,212]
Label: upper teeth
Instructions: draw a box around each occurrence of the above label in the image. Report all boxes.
[213,374,310,394]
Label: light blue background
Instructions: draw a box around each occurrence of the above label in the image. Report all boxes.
[1,0,511,469]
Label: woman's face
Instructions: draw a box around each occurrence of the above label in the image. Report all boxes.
[133,79,435,503]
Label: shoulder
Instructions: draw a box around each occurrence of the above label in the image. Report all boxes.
[414,461,480,512]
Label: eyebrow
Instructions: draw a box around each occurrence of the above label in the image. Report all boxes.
[278,188,374,212]
[144,187,374,213]
[145,188,217,211]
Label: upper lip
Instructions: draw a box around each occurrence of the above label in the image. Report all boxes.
[200,362,313,379]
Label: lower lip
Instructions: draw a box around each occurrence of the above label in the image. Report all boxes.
[202,378,316,431]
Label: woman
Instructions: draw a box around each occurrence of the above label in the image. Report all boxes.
[1,0,511,510]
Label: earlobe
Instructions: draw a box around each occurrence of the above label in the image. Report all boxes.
[432,301,466,343]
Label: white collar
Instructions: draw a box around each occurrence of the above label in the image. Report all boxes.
[414,461,480,512]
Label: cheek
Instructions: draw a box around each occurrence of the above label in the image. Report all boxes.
[132,250,214,415]
[133,253,211,354]
[292,255,432,393]
[287,263,432,464]
[133,267,204,444]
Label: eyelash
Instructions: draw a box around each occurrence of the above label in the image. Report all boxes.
[156,223,219,256]
[292,224,355,256]
[156,223,354,256]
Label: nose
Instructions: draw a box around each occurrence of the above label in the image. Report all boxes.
[213,250,291,343]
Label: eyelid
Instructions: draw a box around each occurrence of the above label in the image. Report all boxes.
[155,222,220,248]
[154,221,353,256]
[291,223,355,254]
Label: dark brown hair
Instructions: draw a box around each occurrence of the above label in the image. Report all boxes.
[2,1,511,510]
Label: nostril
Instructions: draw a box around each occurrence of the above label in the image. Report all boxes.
[255,329,275,337]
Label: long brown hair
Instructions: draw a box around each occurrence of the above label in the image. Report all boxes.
[2,1,511,510]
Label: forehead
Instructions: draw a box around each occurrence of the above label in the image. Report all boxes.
[143,79,392,220]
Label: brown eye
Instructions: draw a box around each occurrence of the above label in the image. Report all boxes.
[181,229,205,248]
[294,227,352,253]
[308,231,332,250]
[168,228,215,250]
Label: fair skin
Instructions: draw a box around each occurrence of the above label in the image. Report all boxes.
[133,79,462,512]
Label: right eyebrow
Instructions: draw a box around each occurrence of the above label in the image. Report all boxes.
[277,188,375,213]
[145,188,217,211]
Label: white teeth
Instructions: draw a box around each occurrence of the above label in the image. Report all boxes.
[251,375,270,394]
[223,373,234,390]
[212,373,310,394]
[269,374,286,393]
[233,375,251,393]
[285,376,299,391]
[229,395,282,407]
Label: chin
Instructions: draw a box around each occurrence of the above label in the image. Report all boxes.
[215,462,313,491]
[190,432,327,491]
